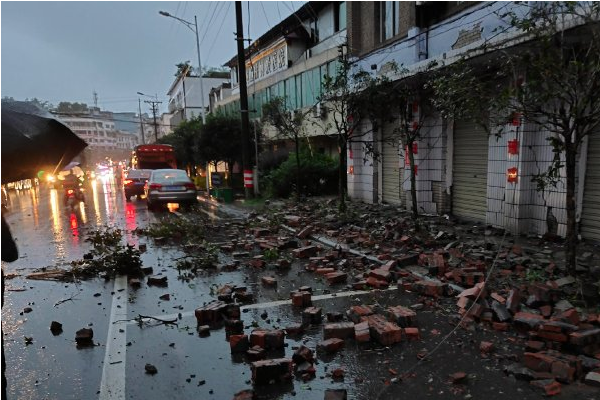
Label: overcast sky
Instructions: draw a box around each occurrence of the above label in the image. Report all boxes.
[1,1,303,113]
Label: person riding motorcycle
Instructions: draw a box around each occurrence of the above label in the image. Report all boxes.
[62,170,84,204]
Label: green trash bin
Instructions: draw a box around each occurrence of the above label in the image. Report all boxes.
[219,188,233,203]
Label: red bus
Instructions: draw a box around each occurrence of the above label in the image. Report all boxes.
[130,144,177,169]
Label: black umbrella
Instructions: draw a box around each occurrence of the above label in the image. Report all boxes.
[1,100,87,184]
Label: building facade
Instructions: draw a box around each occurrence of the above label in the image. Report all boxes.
[346,1,600,242]
[216,1,348,155]
[59,107,137,165]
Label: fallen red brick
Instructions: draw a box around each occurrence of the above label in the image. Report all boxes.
[530,379,561,396]
[317,338,345,353]
[291,291,312,308]
[261,276,277,286]
[326,271,348,285]
[354,321,370,342]
[386,305,417,327]
[480,341,494,354]
[323,322,355,340]
[251,358,293,385]
[367,315,402,346]
[404,327,420,341]
[229,334,249,353]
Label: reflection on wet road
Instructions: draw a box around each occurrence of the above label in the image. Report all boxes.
[1,178,155,400]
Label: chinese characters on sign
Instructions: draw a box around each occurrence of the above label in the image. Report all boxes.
[246,42,288,83]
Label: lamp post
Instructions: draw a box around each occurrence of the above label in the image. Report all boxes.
[137,97,146,144]
[159,10,209,193]
[158,11,206,124]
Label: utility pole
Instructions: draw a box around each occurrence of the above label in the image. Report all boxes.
[235,1,253,199]
[144,99,162,142]
[138,98,146,144]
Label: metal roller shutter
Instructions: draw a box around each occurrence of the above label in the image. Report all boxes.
[581,134,600,241]
[452,120,488,222]
[381,122,402,205]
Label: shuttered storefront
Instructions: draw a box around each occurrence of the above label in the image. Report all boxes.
[581,135,600,241]
[452,120,488,222]
[381,123,402,205]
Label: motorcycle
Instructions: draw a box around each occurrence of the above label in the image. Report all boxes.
[64,186,85,208]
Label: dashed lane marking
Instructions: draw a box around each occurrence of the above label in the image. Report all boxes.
[99,275,128,400]
[128,286,397,325]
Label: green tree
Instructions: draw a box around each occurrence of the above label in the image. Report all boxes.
[175,61,192,78]
[431,2,600,274]
[197,114,244,182]
[56,102,88,113]
[158,117,201,175]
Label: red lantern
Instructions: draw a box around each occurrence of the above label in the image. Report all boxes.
[507,167,518,183]
[508,139,519,155]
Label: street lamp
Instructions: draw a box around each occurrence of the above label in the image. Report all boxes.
[158,11,206,124]
[160,10,209,193]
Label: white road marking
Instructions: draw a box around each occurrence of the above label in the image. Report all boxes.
[130,286,397,324]
[99,275,128,400]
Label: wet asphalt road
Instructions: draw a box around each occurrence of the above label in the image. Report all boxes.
[2,180,595,400]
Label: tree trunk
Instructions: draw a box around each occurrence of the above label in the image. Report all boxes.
[338,137,347,213]
[565,144,578,275]
[407,139,419,219]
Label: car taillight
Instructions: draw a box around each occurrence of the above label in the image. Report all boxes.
[123,179,133,185]
[149,183,162,190]
[184,183,195,190]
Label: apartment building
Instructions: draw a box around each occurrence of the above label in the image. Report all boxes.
[215,1,348,155]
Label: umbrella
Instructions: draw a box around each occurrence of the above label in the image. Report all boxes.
[1,100,87,184]
[58,165,84,180]
[61,161,81,171]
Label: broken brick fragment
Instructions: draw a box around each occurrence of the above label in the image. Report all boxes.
[147,275,168,287]
[404,327,420,341]
[369,268,391,282]
[326,271,348,285]
[366,315,402,346]
[530,379,561,396]
[317,338,345,353]
[292,345,314,365]
[323,322,355,340]
[302,307,323,325]
[366,276,389,289]
[251,358,293,385]
[292,245,319,259]
[291,291,312,307]
[246,345,266,361]
[195,301,229,326]
[75,328,93,345]
[229,334,250,353]
[347,305,373,323]
[449,371,467,384]
[354,321,370,342]
[386,305,417,327]
[412,280,446,297]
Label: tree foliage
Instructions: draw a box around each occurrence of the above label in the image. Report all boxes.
[158,117,201,175]
[56,102,89,113]
[197,114,244,174]
[318,53,398,212]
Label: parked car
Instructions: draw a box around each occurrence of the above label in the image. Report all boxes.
[123,169,152,201]
[144,169,197,210]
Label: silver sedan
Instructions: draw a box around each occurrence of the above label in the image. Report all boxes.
[144,169,197,210]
